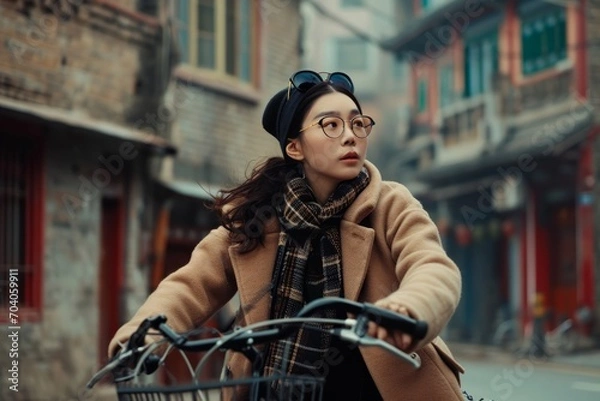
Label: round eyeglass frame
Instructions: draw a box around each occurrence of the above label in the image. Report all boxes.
[298,115,376,138]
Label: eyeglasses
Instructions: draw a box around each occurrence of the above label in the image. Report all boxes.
[299,115,375,138]
[287,70,354,100]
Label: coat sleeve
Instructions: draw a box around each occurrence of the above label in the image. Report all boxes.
[107,226,238,357]
[377,182,461,349]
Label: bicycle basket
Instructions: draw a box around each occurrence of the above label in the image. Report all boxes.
[116,374,325,401]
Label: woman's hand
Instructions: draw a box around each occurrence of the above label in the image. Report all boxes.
[367,299,414,351]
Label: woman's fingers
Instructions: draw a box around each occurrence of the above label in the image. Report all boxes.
[368,302,413,350]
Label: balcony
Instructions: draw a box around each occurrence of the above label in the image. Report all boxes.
[494,67,575,117]
[433,94,498,166]
[401,63,593,186]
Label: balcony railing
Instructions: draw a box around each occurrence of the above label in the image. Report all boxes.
[437,96,487,148]
[494,67,574,116]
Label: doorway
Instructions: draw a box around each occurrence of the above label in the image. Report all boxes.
[99,197,124,365]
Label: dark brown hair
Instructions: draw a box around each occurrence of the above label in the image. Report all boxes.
[210,82,362,252]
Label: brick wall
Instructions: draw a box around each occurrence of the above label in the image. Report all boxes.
[0,0,162,124]
[0,1,168,399]
[0,132,146,400]
[169,0,302,186]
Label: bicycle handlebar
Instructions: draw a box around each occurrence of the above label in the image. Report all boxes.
[87,297,428,389]
[131,296,427,353]
[296,297,428,339]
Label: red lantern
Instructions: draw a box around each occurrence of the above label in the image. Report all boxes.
[455,224,472,246]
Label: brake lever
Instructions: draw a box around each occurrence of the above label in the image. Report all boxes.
[331,328,421,369]
[86,348,136,389]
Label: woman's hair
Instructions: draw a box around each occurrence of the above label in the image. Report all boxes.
[210,82,363,252]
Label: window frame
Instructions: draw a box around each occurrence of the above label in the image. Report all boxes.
[521,7,567,76]
[463,30,498,98]
[0,131,45,323]
[341,0,363,7]
[438,63,454,108]
[174,0,257,83]
[335,37,370,71]
[417,79,428,113]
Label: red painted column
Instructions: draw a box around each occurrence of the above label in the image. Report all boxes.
[535,196,551,302]
[521,188,551,331]
[520,195,533,332]
[506,0,517,84]
[576,0,588,98]
[519,211,528,331]
[578,141,595,309]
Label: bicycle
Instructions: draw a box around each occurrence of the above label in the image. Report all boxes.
[85,297,429,401]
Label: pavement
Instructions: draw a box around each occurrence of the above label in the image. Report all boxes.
[447,341,600,374]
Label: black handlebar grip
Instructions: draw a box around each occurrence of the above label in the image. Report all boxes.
[364,303,428,340]
[296,297,429,340]
[128,315,167,350]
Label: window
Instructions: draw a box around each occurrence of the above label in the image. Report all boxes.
[0,133,44,322]
[175,0,255,82]
[336,38,369,71]
[418,79,428,113]
[464,31,498,97]
[341,0,363,6]
[521,8,566,75]
[439,64,454,108]
[392,56,407,91]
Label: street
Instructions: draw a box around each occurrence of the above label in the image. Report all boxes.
[460,359,600,401]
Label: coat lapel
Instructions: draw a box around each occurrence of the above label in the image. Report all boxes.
[340,220,375,301]
[228,232,279,325]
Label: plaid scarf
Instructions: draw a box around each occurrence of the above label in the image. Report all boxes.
[262,167,370,379]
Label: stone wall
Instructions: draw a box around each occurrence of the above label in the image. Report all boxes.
[0,1,168,399]
[0,0,162,122]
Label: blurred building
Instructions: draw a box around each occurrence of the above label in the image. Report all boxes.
[0,1,177,399]
[148,0,303,383]
[152,0,300,287]
[0,0,304,399]
[383,0,598,346]
[300,0,413,177]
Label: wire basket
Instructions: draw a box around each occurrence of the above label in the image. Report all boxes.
[116,374,325,401]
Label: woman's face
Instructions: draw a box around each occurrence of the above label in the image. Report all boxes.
[286,91,369,202]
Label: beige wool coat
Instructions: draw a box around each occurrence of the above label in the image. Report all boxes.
[109,161,465,400]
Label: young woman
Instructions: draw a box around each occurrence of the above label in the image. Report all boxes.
[109,70,465,400]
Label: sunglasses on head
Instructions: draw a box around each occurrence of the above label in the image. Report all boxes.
[287,70,354,100]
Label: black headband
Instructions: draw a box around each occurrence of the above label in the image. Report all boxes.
[262,87,305,154]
